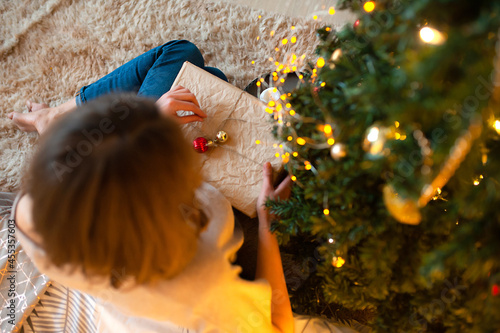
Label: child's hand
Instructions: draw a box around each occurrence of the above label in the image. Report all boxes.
[156,86,207,124]
[256,162,293,227]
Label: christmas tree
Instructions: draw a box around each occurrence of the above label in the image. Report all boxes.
[267,0,500,331]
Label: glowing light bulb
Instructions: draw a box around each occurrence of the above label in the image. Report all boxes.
[255,140,261,145]
[332,256,345,268]
[297,137,306,145]
[327,138,335,145]
[324,209,330,215]
[367,127,380,142]
[289,110,296,116]
[291,36,297,43]
[420,27,445,45]
[251,60,255,64]
[282,39,288,45]
[292,152,298,157]
[291,175,297,181]
[328,238,334,244]
[275,153,280,158]
[313,15,318,20]
[328,7,335,15]
[363,1,375,12]
[324,124,332,135]
[291,26,295,30]
[395,121,400,128]
[287,136,293,141]
[317,57,325,68]
[494,120,500,134]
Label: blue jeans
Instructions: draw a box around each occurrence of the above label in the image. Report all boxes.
[76,40,227,105]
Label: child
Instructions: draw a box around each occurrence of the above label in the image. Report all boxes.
[7,40,294,332]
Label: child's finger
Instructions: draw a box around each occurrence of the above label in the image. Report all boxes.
[261,162,274,192]
[169,100,207,118]
[275,176,293,198]
[169,92,201,108]
[176,115,205,124]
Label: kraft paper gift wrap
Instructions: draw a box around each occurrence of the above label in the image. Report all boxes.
[172,61,282,217]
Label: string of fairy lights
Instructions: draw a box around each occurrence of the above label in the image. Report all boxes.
[250,1,500,268]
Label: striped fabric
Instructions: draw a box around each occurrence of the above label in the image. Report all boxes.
[21,281,98,333]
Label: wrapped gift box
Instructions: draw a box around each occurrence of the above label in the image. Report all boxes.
[172,61,282,217]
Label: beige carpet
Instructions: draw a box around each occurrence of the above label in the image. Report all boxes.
[0,0,326,192]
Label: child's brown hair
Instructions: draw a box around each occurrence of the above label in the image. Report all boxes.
[24,94,204,287]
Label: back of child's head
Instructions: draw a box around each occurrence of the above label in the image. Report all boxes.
[24,94,204,287]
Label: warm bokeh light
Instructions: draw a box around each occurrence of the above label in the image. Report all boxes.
[255,140,261,145]
[324,208,330,215]
[367,127,380,142]
[297,137,306,145]
[364,1,375,12]
[317,57,325,68]
[420,27,445,45]
[329,7,335,15]
[494,120,500,134]
[332,256,345,268]
[324,124,332,134]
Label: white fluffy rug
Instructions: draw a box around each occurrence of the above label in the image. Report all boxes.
[0,0,329,191]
